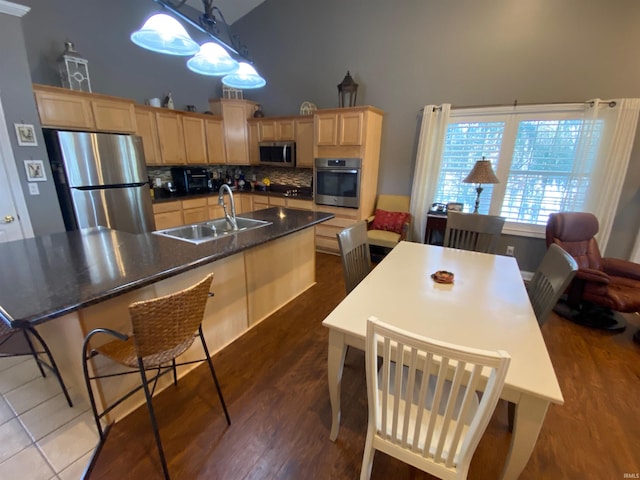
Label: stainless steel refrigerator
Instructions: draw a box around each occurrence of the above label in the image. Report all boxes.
[45,130,155,234]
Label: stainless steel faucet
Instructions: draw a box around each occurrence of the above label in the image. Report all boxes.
[218,184,238,230]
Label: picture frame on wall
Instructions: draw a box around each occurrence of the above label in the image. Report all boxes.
[24,159,47,182]
[14,123,38,146]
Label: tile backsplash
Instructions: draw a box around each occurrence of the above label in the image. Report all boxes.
[147,166,312,187]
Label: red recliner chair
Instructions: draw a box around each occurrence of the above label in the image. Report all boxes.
[546,211,640,332]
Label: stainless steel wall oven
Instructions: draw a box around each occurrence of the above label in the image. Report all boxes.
[314,158,361,209]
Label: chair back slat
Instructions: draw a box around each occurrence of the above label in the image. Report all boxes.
[364,316,511,479]
[128,274,213,358]
[444,212,505,254]
[337,221,372,294]
[527,243,578,326]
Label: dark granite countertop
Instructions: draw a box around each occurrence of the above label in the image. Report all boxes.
[0,208,332,328]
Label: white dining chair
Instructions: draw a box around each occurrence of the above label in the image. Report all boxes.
[360,317,510,480]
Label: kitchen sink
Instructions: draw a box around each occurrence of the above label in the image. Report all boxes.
[153,217,272,245]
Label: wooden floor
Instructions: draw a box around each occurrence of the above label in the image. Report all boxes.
[90,252,640,479]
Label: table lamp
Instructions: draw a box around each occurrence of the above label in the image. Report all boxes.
[463,157,500,213]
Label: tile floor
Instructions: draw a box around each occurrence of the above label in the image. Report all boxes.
[0,355,99,480]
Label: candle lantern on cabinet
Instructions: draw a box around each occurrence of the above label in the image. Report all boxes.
[57,41,92,92]
[337,71,358,107]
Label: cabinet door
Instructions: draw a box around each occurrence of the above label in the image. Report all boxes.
[182,115,208,165]
[91,99,137,133]
[248,122,260,165]
[154,211,183,230]
[269,196,286,207]
[315,113,338,146]
[258,120,276,141]
[183,207,208,224]
[34,88,94,130]
[135,108,162,165]
[277,119,296,141]
[240,194,253,213]
[208,204,225,219]
[156,111,186,164]
[222,103,250,164]
[339,111,364,145]
[295,118,314,168]
[287,198,313,210]
[205,118,226,164]
[153,201,182,229]
[252,195,270,210]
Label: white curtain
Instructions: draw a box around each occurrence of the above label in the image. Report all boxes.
[409,104,450,242]
[579,98,640,251]
[630,235,640,263]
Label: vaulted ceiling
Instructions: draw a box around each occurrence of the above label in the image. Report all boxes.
[185,0,265,24]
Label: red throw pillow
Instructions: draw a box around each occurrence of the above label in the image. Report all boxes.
[370,209,409,234]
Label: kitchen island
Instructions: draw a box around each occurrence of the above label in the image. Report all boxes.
[0,207,332,421]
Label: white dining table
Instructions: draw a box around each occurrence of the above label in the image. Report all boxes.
[322,241,564,480]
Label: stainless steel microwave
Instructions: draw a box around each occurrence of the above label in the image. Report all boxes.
[259,141,296,167]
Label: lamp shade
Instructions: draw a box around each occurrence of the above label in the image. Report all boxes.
[187,42,239,76]
[130,13,200,56]
[222,62,266,89]
[463,157,500,185]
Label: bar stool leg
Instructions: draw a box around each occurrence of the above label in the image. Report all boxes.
[22,330,46,377]
[172,358,178,386]
[28,327,73,407]
[198,327,231,426]
[138,358,171,480]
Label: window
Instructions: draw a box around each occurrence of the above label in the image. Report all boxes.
[432,105,604,235]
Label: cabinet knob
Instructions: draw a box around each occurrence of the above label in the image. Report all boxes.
[3,215,15,223]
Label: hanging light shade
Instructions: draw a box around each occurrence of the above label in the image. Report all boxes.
[222,62,266,89]
[130,13,199,56]
[187,42,239,76]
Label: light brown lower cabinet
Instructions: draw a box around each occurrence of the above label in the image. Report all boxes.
[182,198,209,224]
[153,195,349,255]
[314,205,359,253]
[152,201,183,230]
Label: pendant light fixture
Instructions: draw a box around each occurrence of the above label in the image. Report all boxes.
[187,42,239,76]
[130,13,199,56]
[132,0,266,88]
[222,62,266,89]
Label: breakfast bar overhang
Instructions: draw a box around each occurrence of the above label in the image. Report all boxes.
[0,207,332,422]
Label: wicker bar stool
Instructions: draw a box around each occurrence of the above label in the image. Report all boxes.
[0,313,73,408]
[82,273,230,480]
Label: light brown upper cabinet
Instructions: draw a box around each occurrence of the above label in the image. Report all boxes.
[205,117,226,164]
[156,110,186,165]
[295,117,314,168]
[248,121,259,165]
[135,106,162,165]
[33,84,136,133]
[258,118,296,141]
[315,109,364,146]
[182,114,208,165]
[209,99,258,165]
[90,98,136,133]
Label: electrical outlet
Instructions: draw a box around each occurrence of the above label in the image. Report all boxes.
[506,245,515,256]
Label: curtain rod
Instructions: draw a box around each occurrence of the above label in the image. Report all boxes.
[422,99,617,113]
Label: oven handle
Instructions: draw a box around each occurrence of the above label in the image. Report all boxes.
[316,169,360,174]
